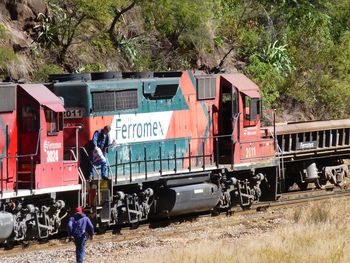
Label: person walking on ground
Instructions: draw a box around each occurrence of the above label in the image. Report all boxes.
[67,207,94,263]
[88,125,115,180]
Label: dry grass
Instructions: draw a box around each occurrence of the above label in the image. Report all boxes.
[131,199,350,263]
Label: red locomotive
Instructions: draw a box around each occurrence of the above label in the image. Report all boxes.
[0,71,349,244]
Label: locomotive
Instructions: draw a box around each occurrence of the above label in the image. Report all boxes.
[0,70,349,244]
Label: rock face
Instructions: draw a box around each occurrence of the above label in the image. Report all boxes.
[0,0,48,49]
[0,0,48,78]
[2,0,47,22]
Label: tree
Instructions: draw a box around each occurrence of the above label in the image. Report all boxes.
[108,0,138,45]
[141,0,216,69]
[37,0,111,67]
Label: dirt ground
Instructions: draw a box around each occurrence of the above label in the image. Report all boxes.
[2,194,350,263]
[0,204,297,263]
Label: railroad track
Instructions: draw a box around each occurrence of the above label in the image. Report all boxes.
[254,185,350,210]
[1,185,350,258]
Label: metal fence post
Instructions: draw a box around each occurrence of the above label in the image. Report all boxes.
[144,144,147,180]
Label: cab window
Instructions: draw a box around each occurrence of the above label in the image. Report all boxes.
[21,106,39,132]
[244,96,260,121]
[45,109,60,135]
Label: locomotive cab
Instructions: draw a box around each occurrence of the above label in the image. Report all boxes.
[218,74,275,167]
[15,84,79,189]
[0,84,82,244]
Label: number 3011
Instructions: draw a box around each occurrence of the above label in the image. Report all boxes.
[245,146,256,158]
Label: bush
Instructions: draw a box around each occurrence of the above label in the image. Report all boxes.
[0,23,17,72]
[245,56,285,109]
[79,63,106,73]
[34,64,64,82]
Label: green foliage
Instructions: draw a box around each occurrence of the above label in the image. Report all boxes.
[333,32,350,77]
[40,0,116,62]
[327,0,350,42]
[245,56,284,108]
[117,35,139,66]
[144,0,213,47]
[141,0,215,69]
[0,48,16,71]
[0,23,7,39]
[19,0,350,119]
[34,64,63,82]
[0,23,17,71]
[257,41,292,76]
[79,63,106,72]
[34,13,60,48]
[91,33,115,55]
[244,38,292,108]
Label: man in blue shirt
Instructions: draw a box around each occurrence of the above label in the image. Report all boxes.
[67,207,94,263]
[92,125,111,153]
[88,125,113,180]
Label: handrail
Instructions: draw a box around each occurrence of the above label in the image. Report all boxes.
[15,129,41,194]
[0,158,3,198]
[276,143,285,180]
[5,128,41,159]
[110,135,221,182]
[0,129,41,195]
[104,133,235,150]
[69,149,77,161]
[78,167,86,207]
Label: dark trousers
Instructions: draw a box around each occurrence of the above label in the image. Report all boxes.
[74,236,86,263]
[88,159,107,179]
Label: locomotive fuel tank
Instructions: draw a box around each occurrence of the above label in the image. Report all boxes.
[0,212,14,243]
[156,183,221,217]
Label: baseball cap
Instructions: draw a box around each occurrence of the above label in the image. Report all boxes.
[75,207,83,213]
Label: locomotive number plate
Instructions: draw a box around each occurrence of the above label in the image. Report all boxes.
[64,108,84,119]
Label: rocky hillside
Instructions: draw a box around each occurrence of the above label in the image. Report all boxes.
[1,0,350,121]
[0,0,48,79]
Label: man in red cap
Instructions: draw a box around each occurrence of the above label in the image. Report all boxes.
[67,207,94,263]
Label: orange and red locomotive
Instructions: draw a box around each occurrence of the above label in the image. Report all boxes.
[0,71,349,244]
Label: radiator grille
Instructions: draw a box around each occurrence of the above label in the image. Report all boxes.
[92,89,138,112]
[196,76,216,100]
[0,85,15,112]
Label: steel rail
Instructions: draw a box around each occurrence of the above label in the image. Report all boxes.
[1,186,350,256]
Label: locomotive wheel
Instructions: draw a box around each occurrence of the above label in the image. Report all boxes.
[283,180,293,192]
[211,204,221,216]
[97,224,108,234]
[130,221,140,229]
[4,240,14,250]
[38,237,49,244]
[240,199,252,210]
[335,171,345,186]
[297,182,308,190]
[315,179,326,189]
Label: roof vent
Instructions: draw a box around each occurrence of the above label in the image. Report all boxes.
[91,71,122,81]
[122,72,154,79]
[48,73,91,83]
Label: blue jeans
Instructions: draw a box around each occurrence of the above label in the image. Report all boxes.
[74,235,86,263]
[88,159,107,179]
